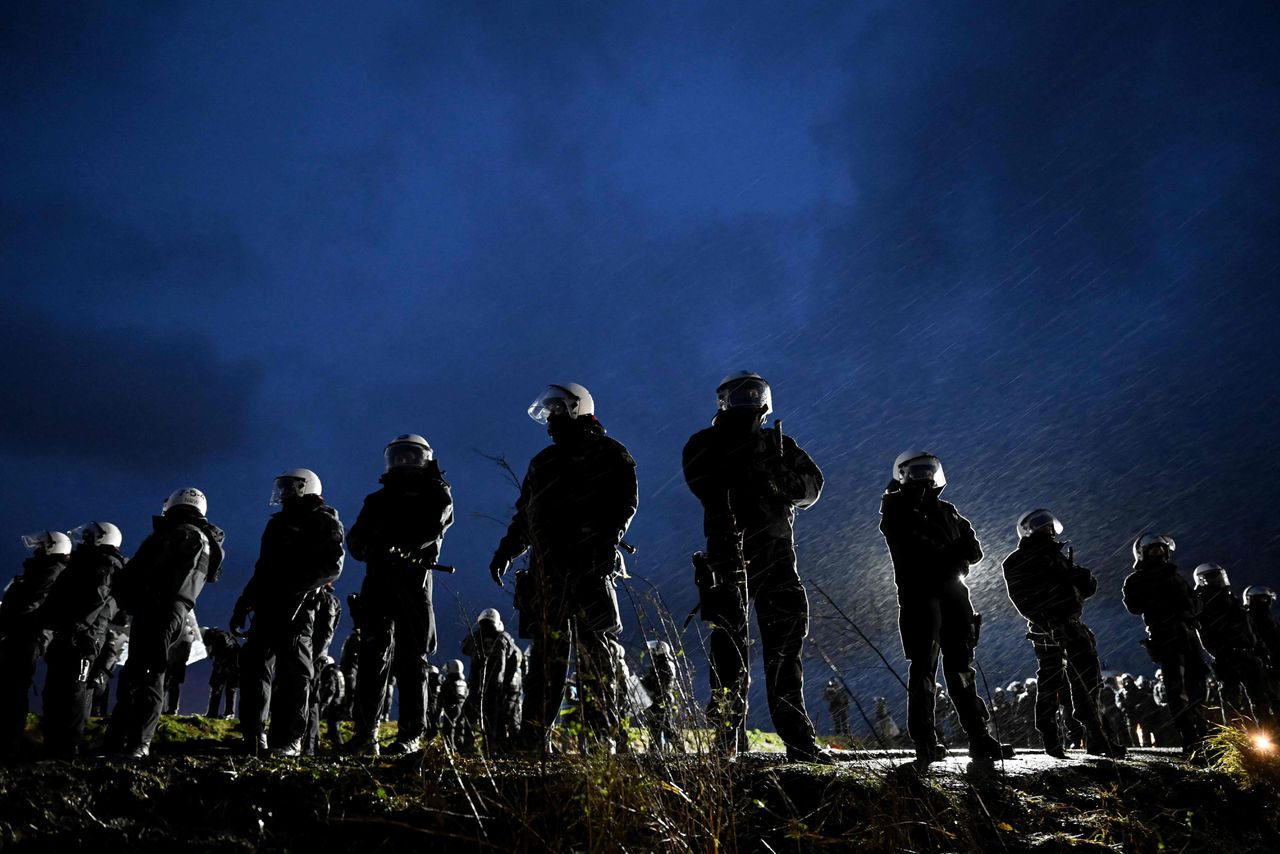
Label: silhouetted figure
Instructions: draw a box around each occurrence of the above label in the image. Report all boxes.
[163,610,199,714]
[43,522,126,759]
[0,531,70,758]
[641,641,682,752]
[1194,565,1277,727]
[1002,509,1124,758]
[1122,534,1208,756]
[824,679,851,737]
[461,608,523,753]
[233,469,344,757]
[879,451,1012,765]
[490,383,637,754]
[683,372,827,762]
[345,435,453,757]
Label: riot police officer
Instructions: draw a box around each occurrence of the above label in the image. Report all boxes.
[489,383,638,754]
[1001,509,1125,758]
[682,372,827,762]
[233,469,344,756]
[345,435,453,757]
[112,489,225,757]
[879,451,1013,764]
[0,531,71,757]
[461,608,523,753]
[202,626,240,718]
[1193,564,1277,726]
[1245,586,1280,678]
[1122,533,1209,756]
[42,522,126,758]
[641,640,681,752]
[824,679,851,738]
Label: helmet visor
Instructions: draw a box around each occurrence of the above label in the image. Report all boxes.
[21,532,49,551]
[716,378,772,414]
[1194,566,1229,588]
[899,456,946,488]
[270,477,306,506]
[1018,509,1063,539]
[528,386,578,424]
[384,442,432,471]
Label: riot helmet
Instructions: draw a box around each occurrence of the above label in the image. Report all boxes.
[384,434,433,471]
[715,371,772,417]
[893,450,946,489]
[1193,563,1230,589]
[476,608,504,633]
[1016,508,1063,539]
[20,530,72,556]
[270,468,322,505]
[70,521,123,549]
[164,487,208,517]
[1132,533,1175,563]
[445,659,465,676]
[1244,585,1276,607]
[528,383,595,425]
[647,639,672,657]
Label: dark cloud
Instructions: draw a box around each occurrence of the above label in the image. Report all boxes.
[0,298,263,471]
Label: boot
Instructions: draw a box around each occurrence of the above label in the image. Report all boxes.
[344,730,381,757]
[383,736,422,756]
[969,733,1016,761]
[270,738,303,757]
[914,742,948,765]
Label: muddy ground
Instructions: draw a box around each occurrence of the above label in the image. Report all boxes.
[1,718,1278,852]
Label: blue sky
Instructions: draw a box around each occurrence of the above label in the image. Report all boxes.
[4,2,1278,725]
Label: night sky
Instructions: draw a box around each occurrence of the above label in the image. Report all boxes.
[4,3,1279,728]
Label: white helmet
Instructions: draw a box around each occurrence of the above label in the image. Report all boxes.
[528,383,595,424]
[21,530,72,556]
[70,521,123,549]
[270,468,322,505]
[893,450,946,489]
[715,371,772,417]
[647,639,672,657]
[384,434,433,471]
[163,488,208,517]
[318,654,335,668]
[1016,508,1063,539]
[476,608,504,632]
[445,659,465,676]
[1193,563,1230,589]
[1132,533,1175,563]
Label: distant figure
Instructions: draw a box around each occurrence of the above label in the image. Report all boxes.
[1193,565,1277,727]
[298,584,342,752]
[1122,533,1209,756]
[439,659,471,751]
[1098,677,1129,748]
[682,372,827,763]
[346,434,453,758]
[874,697,902,746]
[489,383,637,754]
[233,469,344,757]
[43,522,126,759]
[305,654,345,754]
[1244,587,1280,676]
[163,610,200,714]
[824,679,851,738]
[879,451,1012,765]
[641,641,681,753]
[202,627,240,718]
[0,530,70,758]
[1001,509,1125,758]
[461,608,523,752]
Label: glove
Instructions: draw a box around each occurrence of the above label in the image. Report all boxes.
[489,555,511,588]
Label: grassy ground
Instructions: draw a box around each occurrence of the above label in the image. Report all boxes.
[2,717,1278,852]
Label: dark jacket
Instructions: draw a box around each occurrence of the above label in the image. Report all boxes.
[347,463,454,577]
[1197,587,1256,654]
[237,495,345,619]
[114,511,225,613]
[494,419,638,574]
[308,586,342,661]
[682,414,823,544]
[641,654,678,700]
[1001,534,1097,626]
[461,626,522,699]
[1248,602,1280,667]
[0,553,68,638]
[879,484,982,592]
[40,544,124,646]
[1122,559,1200,644]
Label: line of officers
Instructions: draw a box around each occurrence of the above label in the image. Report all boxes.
[2,372,1279,765]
